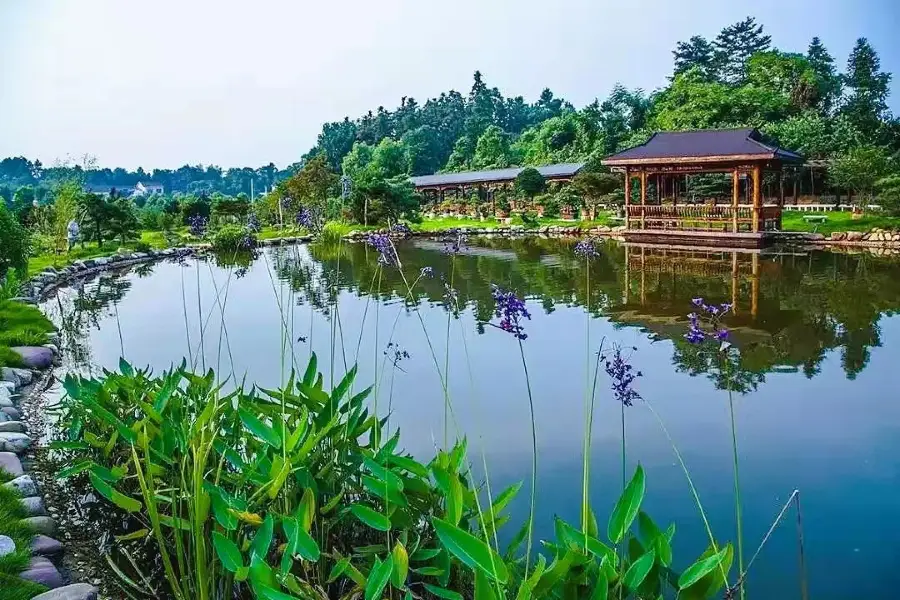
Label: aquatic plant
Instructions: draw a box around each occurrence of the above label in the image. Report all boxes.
[489,285,531,341]
[442,228,467,255]
[54,358,736,600]
[189,215,208,237]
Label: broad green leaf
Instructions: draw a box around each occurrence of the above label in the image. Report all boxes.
[411,566,446,577]
[489,482,522,518]
[320,490,345,515]
[327,557,350,583]
[282,516,320,562]
[474,568,499,600]
[89,472,141,512]
[446,473,463,525]
[424,584,462,600]
[301,353,317,387]
[678,546,730,589]
[119,357,134,377]
[391,541,409,588]
[623,549,656,590]
[332,364,357,403]
[48,441,90,451]
[431,517,508,583]
[363,476,408,507]
[213,532,244,572]
[365,556,394,600]
[250,514,275,562]
[411,547,442,561]
[239,408,282,448]
[607,464,645,544]
[533,551,575,597]
[554,517,616,564]
[255,583,303,600]
[297,487,316,531]
[267,454,292,499]
[638,511,673,566]
[387,455,429,478]
[590,567,609,600]
[364,458,405,491]
[350,504,392,531]
[211,493,238,530]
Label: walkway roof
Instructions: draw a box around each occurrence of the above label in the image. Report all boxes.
[603,128,803,166]
[410,163,584,189]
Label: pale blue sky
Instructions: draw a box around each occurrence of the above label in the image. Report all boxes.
[1,0,897,169]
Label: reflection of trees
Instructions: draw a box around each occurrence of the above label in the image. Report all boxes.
[43,269,139,371]
[41,239,900,384]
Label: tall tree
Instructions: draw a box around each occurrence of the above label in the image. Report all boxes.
[471,125,513,169]
[714,17,771,84]
[673,35,719,81]
[806,37,842,115]
[841,38,892,139]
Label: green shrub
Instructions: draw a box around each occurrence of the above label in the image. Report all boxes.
[0,203,29,277]
[133,241,152,253]
[211,224,256,252]
[321,221,351,243]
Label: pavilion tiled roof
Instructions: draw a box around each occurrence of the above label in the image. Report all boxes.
[410,163,584,188]
[603,128,803,165]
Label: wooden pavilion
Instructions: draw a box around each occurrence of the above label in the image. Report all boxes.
[603,128,803,248]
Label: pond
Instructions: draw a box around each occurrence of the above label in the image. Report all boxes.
[39,236,900,599]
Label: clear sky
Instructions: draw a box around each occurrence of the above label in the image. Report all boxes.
[1,0,897,170]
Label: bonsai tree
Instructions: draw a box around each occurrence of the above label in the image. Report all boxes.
[515,167,546,206]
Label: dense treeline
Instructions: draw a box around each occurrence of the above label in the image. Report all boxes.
[2,16,900,225]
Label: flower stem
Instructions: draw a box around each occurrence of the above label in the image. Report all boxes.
[516,337,537,580]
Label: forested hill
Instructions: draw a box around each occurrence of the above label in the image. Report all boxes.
[1,16,896,202]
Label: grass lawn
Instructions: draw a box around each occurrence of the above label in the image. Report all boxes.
[781,210,900,235]
[0,300,56,369]
[412,212,615,232]
[0,469,46,599]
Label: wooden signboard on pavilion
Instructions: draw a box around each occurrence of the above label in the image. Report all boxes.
[603,128,803,248]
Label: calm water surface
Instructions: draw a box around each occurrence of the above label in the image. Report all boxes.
[40,237,900,599]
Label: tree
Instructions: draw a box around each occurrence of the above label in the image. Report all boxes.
[369,138,408,179]
[402,126,444,176]
[746,51,820,113]
[0,202,29,276]
[806,37,842,115]
[515,167,545,202]
[471,125,513,169]
[77,193,115,247]
[841,38,892,139]
[315,118,358,171]
[211,194,251,221]
[829,146,892,207]
[12,185,37,226]
[673,35,718,81]
[278,154,339,219]
[714,17,771,84]
[349,176,420,225]
[572,170,621,206]
[341,143,374,180]
[107,197,140,245]
[876,174,900,215]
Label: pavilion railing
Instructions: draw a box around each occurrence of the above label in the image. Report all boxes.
[625,204,782,232]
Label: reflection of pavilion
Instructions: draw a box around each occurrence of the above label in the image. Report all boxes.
[622,244,768,320]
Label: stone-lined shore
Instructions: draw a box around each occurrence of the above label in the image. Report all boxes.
[1,247,198,600]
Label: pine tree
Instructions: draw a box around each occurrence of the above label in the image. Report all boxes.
[806,37,841,115]
[714,17,771,84]
[673,35,718,81]
[841,38,891,138]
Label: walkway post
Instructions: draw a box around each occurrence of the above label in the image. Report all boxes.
[752,165,762,233]
[624,168,631,229]
[640,171,647,230]
[732,168,739,233]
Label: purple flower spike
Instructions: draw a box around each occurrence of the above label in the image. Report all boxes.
[574,238,599,259]
[715,329,729,341]
[420,266,434,278]
[246,214,261,233]
[491,285,531,340]
[296,207,314,229]
[604,347,642,406]
[366,232,398,267]
[692,297,704,306]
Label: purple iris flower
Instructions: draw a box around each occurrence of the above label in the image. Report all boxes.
[490,285,530,340]
[366,233,398,266]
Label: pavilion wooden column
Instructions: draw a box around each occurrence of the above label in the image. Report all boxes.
[778,167,785,230]
[624,168,631,229]
[751,165,762,233]
[732,169,739,233]
[640,171,647,230]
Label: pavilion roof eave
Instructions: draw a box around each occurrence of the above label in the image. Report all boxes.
[602,152,803,168]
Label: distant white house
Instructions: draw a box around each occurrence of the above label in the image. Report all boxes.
[133,181,164,196]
